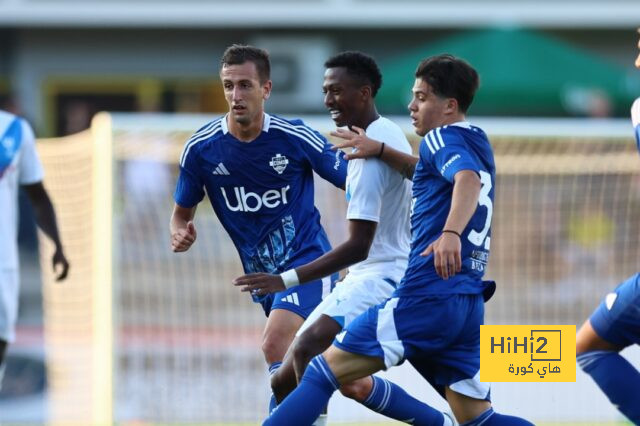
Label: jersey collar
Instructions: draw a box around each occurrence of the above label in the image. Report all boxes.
[221,113,271,134]
[450,121,471,129]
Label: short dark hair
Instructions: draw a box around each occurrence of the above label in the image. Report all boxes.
[415,54,479,113]
[324,51,383,97]
[220,44,271,83]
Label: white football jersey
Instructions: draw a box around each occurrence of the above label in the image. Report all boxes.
[0,110,44,270]
[345,116,412,282]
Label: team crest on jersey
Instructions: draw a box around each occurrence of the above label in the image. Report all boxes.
[269,153,289,174]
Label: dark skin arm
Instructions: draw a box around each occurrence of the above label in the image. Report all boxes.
[22,182,69,281]
[233,219,377,295]
[331,126,418,180]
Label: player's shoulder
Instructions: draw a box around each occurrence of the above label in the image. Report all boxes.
[631,97,640,127]
[179,116,225,165]
[0,109,22,131]
[367,116,411,154]
[267,114,326,152]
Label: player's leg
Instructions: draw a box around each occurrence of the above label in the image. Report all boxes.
[263,276,334,413]
[576,274,640,424]
[291,314,341,382]
[261,308,304,364]
[411,293,532,426]
[264,345,383,426]
[0,269,19,391]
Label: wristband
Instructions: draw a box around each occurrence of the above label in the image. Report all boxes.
[442,229,461,238]
[280,269,300,289]
[377,142,385,158]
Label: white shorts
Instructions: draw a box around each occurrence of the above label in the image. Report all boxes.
[296,272,397,337]
[0,269,19,343]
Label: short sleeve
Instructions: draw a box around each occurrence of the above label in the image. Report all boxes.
[18,119,44,185]
[174,139,205,208]
[345,158,387,222]
[284,119,347,189]
[423,127,480,183]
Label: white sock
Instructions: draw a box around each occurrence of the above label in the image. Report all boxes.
[311,413,328,426]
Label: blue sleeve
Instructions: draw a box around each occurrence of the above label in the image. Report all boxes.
[424,127,480,183]
[635,125,640,155]
[174,142,205,208]
[290,120,347,189]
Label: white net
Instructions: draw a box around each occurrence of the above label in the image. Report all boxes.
[38,113,640,424]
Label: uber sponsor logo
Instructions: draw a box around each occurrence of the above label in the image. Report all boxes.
[221,185,290,212]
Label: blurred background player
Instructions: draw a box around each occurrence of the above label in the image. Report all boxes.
[575,29,640,426]
[170,44,347,413]
[0,109,69,386]
[264,54,533,426]
[234,51,451,425]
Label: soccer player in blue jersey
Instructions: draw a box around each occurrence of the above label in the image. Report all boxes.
[575,32,640,425]
[170,45,347,412]
[235,51,452,425]
[264,54,533,426]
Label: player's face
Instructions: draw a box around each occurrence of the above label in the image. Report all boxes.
[408,78,453,136]
[323,67,366,127]
[220,61,272,126]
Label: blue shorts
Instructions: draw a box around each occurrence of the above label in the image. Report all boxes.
[590,273,640,348]
[253,273,337,319]
[334,293,490,400]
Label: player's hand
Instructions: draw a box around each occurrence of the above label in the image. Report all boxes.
[171,221,197,252]
[233,273,286,296]
[330,126,382,160]
[421,232,462,280]
[52,248,69,282]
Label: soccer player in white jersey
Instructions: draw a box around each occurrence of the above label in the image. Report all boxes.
[264,54,534,426]
[170,45,347,413]
[575,30,640,425]
[0,109,69,386]
[235,51,451,425]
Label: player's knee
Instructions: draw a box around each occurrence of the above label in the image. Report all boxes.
[339,379,371,402]
[292,335,316,366]
[261,336,286,364]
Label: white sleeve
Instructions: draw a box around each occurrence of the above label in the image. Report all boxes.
[632,97,640,127]
[345,158,387,222]
[18,119,44,185]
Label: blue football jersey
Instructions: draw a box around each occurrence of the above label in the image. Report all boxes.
[174,113,347,274]
[396,122,495,296]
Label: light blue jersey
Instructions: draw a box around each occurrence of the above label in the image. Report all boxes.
[396,122,495,297]
[174,113,346,316]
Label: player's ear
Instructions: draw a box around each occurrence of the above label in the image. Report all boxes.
[360,85,372,100]
[263,80,273,100]
[445,97,458,114]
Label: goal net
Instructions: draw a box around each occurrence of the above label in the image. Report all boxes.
[37,113,640,424]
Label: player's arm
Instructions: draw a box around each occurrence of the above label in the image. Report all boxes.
[234,156,387,295]
[420,130,482,279]
[170,204,197,252]
[23,181,69,281]
[422,170,481,276]
[331,126,418,180]
[292,121,348,189]
[233,220,376,295]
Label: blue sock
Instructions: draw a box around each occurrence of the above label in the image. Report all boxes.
[362,376,447,426]
[461,408,534,426]
[578,350,640,424]
[263,355,338,426]
[268,361,282,414]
